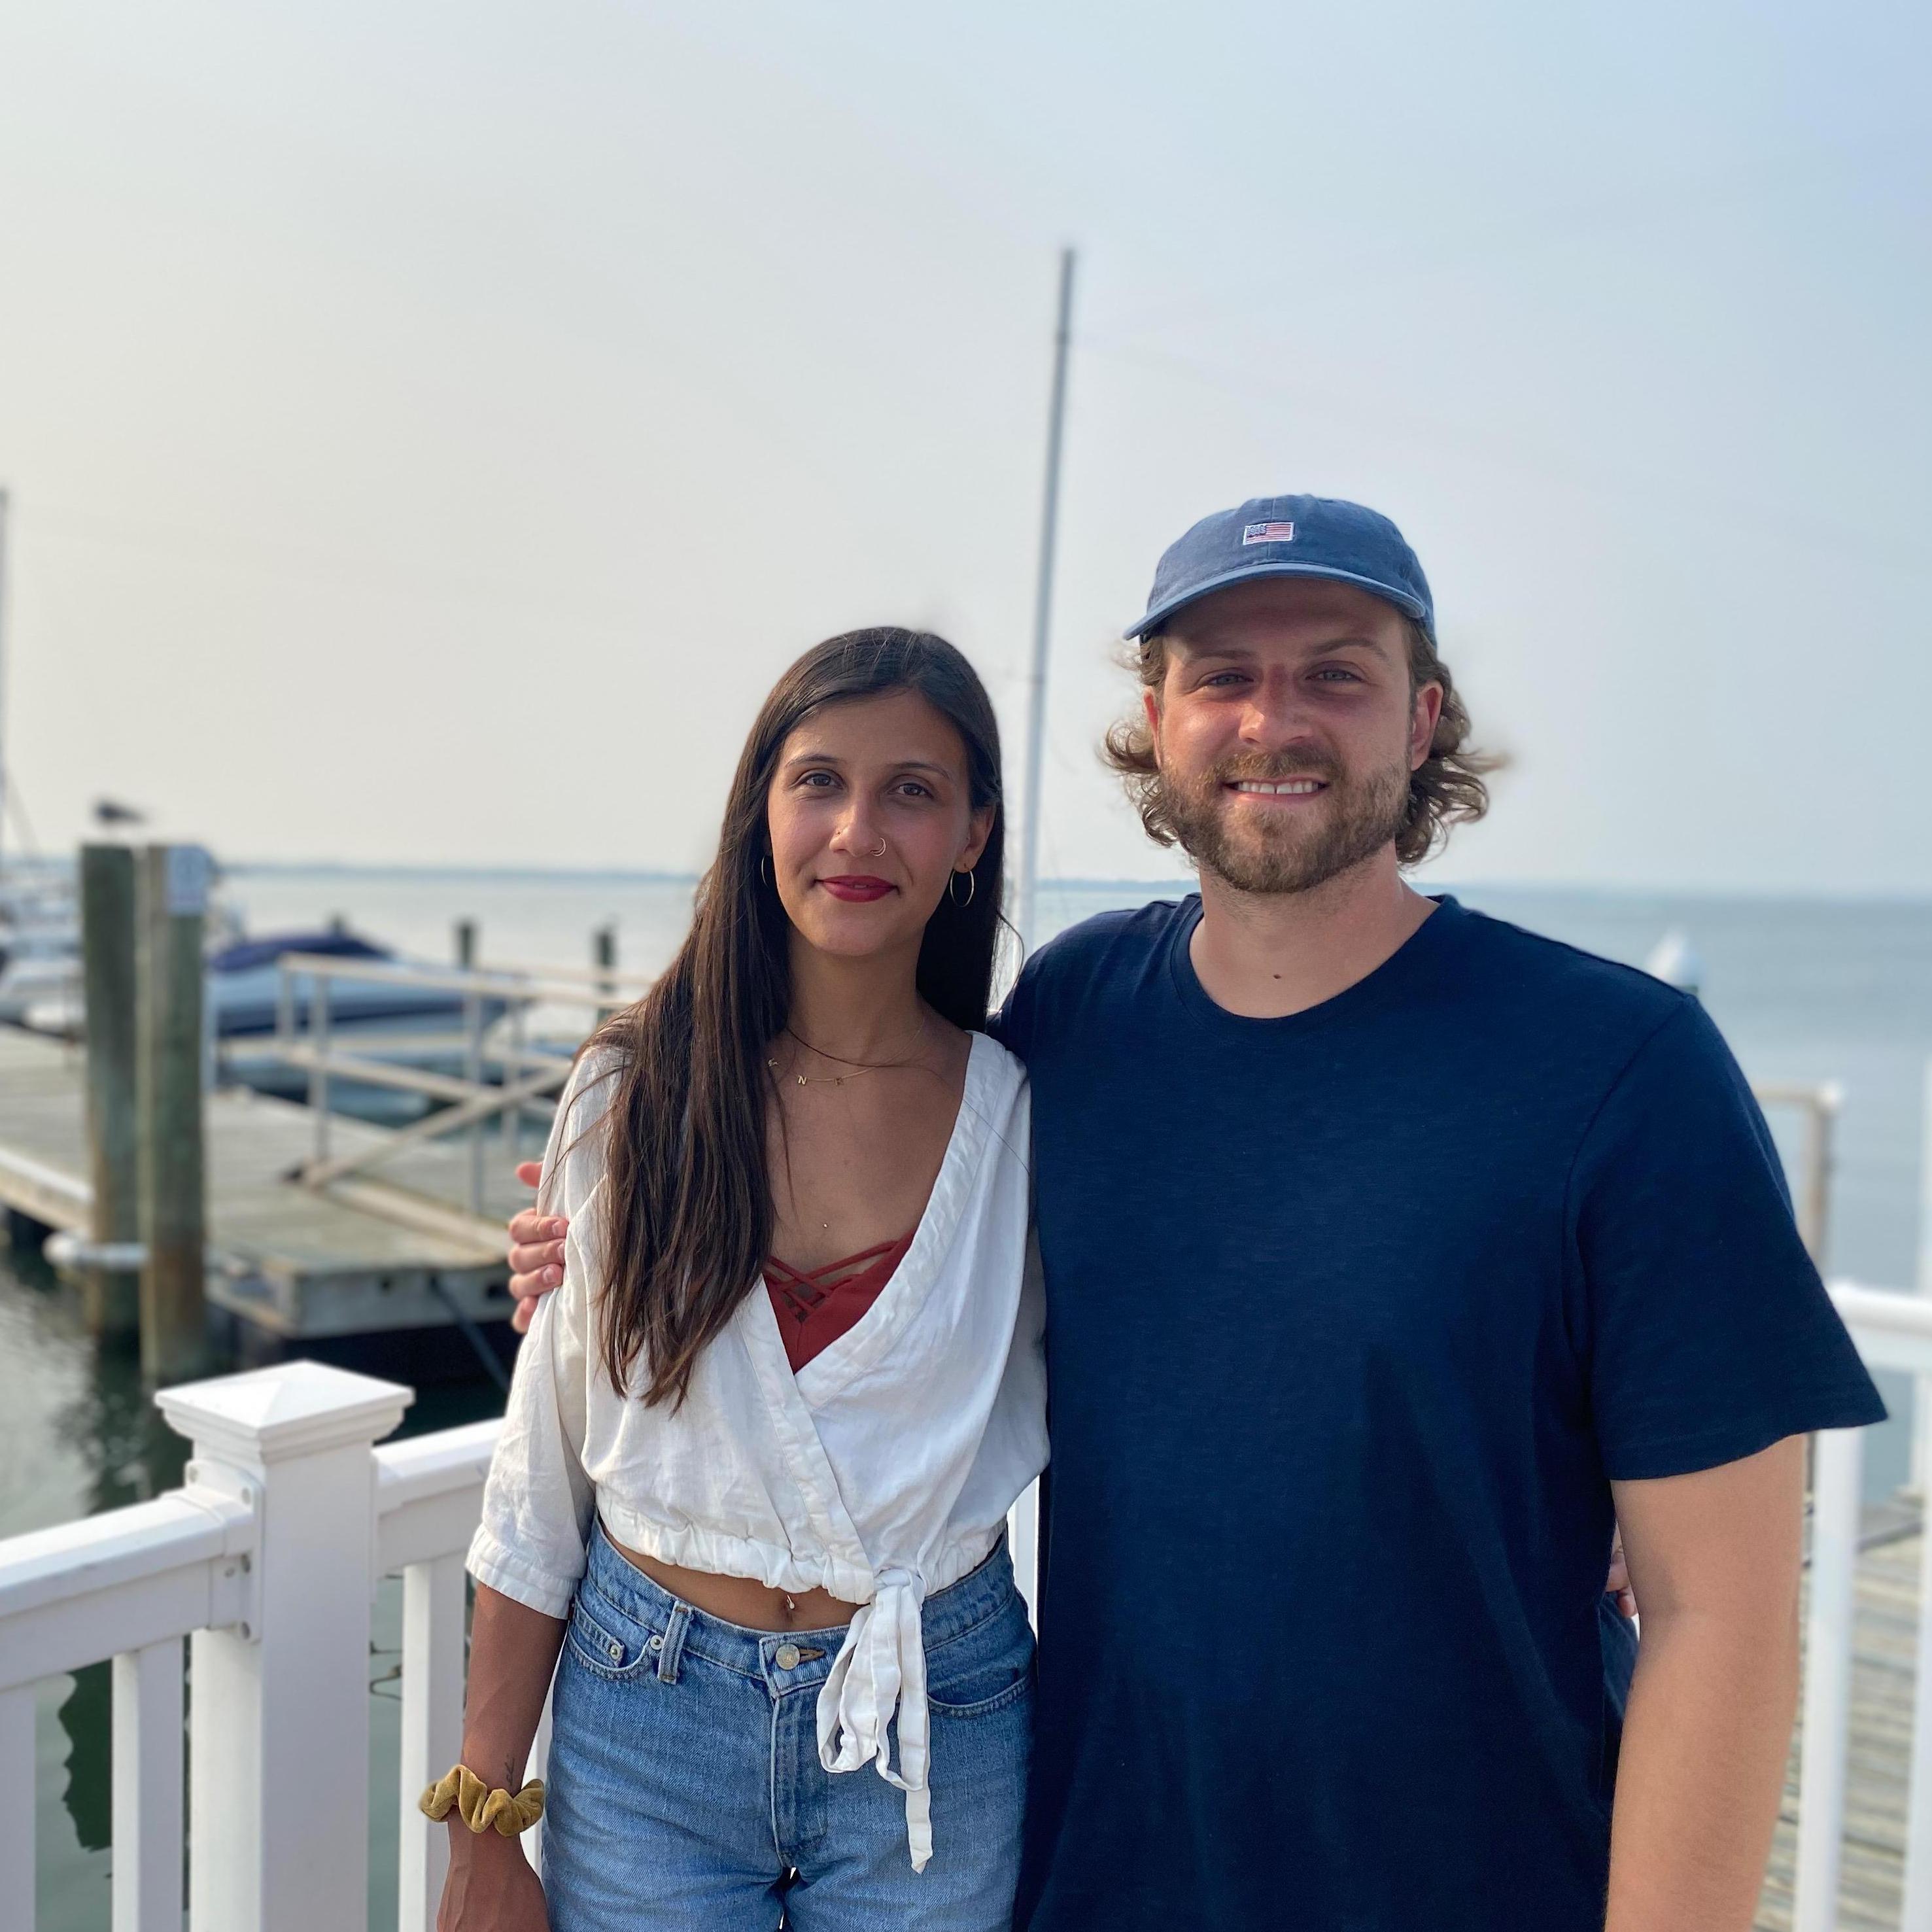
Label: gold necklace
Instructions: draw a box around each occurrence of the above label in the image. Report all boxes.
[768,1014,929,1088]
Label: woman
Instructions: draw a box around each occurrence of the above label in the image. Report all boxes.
[436,629,1046,1931]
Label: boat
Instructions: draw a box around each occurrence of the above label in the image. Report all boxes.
[15,925,517,1118]
[0,869,81,1024]
[205,928,510,1041]
[206,927,519,1113]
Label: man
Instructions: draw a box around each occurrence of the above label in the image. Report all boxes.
[508,495,1882,1929]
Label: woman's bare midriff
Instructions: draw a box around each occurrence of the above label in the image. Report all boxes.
[607,1530,861,1632]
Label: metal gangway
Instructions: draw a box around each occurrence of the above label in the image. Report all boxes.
[266,948,656,1214]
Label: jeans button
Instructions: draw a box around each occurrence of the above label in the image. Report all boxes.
[775,1643,801,1670]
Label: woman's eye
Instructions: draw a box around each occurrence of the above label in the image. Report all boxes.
[895,781,934,799]
[798,770,838,789]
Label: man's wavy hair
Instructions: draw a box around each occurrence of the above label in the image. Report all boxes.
[1101,615,1499,866]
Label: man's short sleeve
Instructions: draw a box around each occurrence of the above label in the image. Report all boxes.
[1574,999,1884,1481]
[987,948,1045,1063]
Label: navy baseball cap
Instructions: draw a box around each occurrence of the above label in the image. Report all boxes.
[1126,494,1434,642]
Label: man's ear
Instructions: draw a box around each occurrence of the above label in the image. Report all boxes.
[1409,682,1443,772]
[1143,689,1164,765]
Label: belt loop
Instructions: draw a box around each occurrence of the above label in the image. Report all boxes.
[657,1602,691,1684]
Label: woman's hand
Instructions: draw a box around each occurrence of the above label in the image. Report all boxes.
[437,1828,550,1931]
[506,1161,569,1336]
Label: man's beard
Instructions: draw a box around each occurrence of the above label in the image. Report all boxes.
[1154,750,1412,895]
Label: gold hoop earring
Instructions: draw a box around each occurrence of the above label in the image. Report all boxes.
[949,868,976,908]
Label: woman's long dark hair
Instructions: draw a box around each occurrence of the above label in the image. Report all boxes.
[589,627,1005,1407]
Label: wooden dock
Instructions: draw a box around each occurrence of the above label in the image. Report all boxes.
[1760,1498,1924,1929]
[0,1025,542,1337]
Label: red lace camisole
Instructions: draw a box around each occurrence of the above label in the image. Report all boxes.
[764,1232,916,1373]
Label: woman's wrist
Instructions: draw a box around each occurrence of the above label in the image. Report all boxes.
[445,1814,530,1860]
[455,1740,532,1791]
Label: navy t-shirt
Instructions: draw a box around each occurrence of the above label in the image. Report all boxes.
[990,893,1883,1932]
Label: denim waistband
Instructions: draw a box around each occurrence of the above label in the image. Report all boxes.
[581,1516,1015,1682]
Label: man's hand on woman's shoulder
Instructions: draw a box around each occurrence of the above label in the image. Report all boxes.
[506,1162,568,1336]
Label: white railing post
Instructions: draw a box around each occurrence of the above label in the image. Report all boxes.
[525,1673,556,1882]
[1914,1058,1932,1493]
[157,1361,413,1932]
[112,1636,186,1930]
[398,1554,467,1932]
[0,1682,33,1931]
[1793,1423,1865,1932]
[1905,1421,1932,1930]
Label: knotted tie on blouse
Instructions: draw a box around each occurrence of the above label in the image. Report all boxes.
[816,1566,933,1871]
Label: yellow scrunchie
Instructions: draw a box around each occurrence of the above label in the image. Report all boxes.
[419,1764,546,1837]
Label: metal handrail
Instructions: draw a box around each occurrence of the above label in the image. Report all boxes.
[1753,1080,1842,1267]
[271,952,653,1005]
[266,946,644,1210]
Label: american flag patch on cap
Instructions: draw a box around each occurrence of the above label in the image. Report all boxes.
[1241,521,1296,545]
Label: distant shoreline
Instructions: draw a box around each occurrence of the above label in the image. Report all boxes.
[221,863,1932,911]
[12,852,1932,909]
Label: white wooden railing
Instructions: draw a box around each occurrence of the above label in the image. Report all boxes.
[0,1292,1924,1932]
[1795,1283,1932,1931]
[0,1362,503,1932]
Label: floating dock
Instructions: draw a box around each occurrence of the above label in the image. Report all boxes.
[1763,1494,1925,1929]
[0,1025,535,1338]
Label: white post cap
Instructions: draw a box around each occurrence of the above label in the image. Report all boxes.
[155,1360,414,1466]
[1644,928,1704,995]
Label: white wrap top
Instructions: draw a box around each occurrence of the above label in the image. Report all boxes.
[466,1031,1046,1869]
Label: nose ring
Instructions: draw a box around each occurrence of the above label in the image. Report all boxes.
[871,837,887,859]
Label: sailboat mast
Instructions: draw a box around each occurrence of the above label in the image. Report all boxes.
[1014,247,1075,959]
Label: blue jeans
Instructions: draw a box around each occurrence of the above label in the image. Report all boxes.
[543,1520,1035,1931]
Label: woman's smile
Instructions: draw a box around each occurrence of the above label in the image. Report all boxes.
[818,874,896,901]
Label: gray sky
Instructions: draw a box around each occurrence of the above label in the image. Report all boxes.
[2,0,1925,891]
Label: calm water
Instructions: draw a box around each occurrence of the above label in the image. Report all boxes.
[12,868,1932,1927]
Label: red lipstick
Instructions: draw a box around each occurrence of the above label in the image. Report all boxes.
[819,876,895,902]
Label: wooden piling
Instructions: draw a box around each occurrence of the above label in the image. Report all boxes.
[593,923,616,1009]
[79,843,141,1336]
[454,919,477,970]
[136,844,210,1381]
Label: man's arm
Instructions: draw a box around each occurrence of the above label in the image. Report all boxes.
[1604,1434,1805,1932]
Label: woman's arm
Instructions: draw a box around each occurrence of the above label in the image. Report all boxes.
[442,1056,615,1929]
[436,1587,566,1931]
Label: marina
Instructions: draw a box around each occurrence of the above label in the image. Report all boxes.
[0,855,653,1374]
[0,1024,520,1345]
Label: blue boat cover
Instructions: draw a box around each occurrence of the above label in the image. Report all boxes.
[209,931,391,974]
